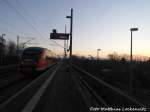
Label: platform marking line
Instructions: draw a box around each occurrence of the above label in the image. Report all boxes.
[22,62,62,112]
[0,64,56,109]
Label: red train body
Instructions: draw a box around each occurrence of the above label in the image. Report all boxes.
[19,47,57,74]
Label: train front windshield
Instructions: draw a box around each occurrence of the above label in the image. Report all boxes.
[22,48,43,61]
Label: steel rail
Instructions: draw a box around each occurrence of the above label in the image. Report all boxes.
[79,76,109,107]
[72,64,148,108]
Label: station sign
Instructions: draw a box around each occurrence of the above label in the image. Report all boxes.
[50,33,69,40]
[50,29,69,40]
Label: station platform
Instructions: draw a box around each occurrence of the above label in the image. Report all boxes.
[32,63,88,112]
[0,62,88,112]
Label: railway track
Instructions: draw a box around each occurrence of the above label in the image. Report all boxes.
[0,64,56,105]
[0,61,148,111]
[0,76,33,104]
[95,73,150,107]
[0,65,19,78]
[0,72,25,89]
[0,62,58,112]
[71,64,149,111]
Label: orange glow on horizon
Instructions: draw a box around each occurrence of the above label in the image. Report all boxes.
[73,50,150,60]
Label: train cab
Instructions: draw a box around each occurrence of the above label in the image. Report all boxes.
[19,47,56,75]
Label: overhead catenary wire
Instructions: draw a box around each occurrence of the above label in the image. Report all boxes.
[0,27,18,36]
[0,0,64,59]
[16,0,65,49]
[3,0,42,39]
[15,0,39,29]
[3,0,64,49]
[0,15,23,36]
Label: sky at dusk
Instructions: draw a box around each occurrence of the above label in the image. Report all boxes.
[0,0,150,58]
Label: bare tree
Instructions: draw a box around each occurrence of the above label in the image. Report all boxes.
[7,40,17,56]
[108,52,120,61]
[108,52,129,62]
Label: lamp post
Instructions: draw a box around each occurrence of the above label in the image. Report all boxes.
[97,49,101,60]
[130,28,138,62]
[66,8,73,59]
[129,27,138,95]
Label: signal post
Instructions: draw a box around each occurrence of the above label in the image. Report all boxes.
[50,9,73,59]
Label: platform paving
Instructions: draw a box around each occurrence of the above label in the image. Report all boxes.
[33,63,88,112]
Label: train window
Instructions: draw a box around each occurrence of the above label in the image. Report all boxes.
[22,48,43,61]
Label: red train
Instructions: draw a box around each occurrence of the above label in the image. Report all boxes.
[19,47,57,75]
